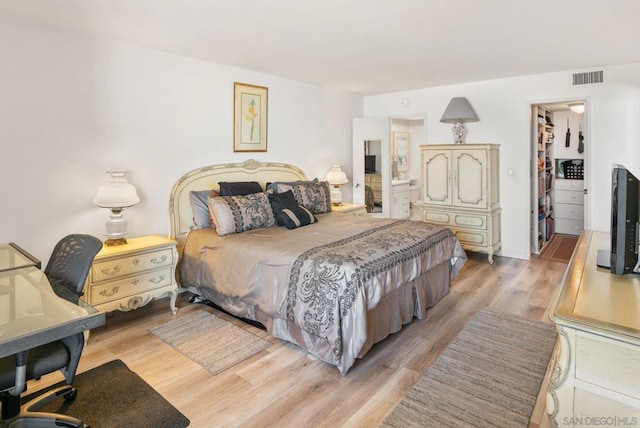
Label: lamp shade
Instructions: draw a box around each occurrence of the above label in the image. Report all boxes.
[440,97,479,123]
[325,165,349,185]
[93,171,140,208]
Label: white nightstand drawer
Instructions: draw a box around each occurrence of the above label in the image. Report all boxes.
[91,247,174,283]
[90,266,174,306]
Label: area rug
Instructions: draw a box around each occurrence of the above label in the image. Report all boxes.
[22,359,189,428]
[540,233,579,263]
[150,310,271,375]
[383,309,557,428]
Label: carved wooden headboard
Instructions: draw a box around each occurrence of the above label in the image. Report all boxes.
[168,159,307,248]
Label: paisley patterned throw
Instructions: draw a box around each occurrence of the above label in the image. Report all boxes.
[285,220,455,358]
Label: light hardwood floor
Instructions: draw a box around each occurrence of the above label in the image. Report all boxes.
[31,251,568,427]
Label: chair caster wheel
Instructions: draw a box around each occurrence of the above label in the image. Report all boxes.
[64,388,78,401]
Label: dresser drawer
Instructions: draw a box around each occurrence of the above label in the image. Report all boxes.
[555,179,584,191]
[555,203,584,220]
[576,333,640,399]
[89,266,174,305]
[91,247,174,283]
[453,228,488,246]
[422,210,488,231]
[555,218,584,235]
[555,189,584,205]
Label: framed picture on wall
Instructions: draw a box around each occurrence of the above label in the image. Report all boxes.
[392,131,410,172]
[234,82,268,152]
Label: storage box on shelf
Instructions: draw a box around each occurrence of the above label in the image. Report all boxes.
[83,235,178,314]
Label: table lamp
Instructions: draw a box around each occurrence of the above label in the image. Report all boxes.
[440,97,479,144]
[325,165,349,206]
[93,171,140,246]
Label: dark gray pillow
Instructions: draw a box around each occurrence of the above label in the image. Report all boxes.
[276,206,317,229]
[219,181,263,196]
[268,190,299,220]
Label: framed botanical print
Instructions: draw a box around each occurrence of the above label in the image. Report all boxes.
[392,131,410,172]
[233,82,268,152]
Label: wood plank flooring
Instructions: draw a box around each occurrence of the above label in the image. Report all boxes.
[29,251,568,427]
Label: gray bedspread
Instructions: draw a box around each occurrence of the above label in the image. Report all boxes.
[179,213,466,374]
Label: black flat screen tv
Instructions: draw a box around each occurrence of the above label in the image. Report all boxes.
[597,164,640,274]
[365,155,376,173]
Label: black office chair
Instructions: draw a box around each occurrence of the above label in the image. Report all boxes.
[0,234,102,427]
[45,234,103,305]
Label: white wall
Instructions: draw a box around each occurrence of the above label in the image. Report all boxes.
[364,64,640,259]
[0,20,362,264]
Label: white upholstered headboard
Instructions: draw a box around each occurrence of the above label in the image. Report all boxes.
[169,159,308,248]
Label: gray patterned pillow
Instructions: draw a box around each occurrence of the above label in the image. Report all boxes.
[272,181,332,214]
[208,192,276,236]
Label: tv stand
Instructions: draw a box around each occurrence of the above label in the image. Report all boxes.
[548,231,640,425]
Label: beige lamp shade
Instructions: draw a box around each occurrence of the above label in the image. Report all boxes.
[93,171,140,246]
[93,171,140,208]
[325,165,349,205]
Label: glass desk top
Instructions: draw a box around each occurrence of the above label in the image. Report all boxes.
[0,266,105,359]
[0,243,41,272]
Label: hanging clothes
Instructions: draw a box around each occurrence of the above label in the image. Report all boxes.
[565,118,571,147]
[578,123,584,153]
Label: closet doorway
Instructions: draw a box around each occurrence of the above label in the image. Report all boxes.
[530,100,588,255]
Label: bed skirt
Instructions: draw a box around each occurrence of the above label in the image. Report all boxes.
[182,260,451,374]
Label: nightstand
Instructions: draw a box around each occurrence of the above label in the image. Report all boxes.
[332,202,368,216]
[83,235,178,314]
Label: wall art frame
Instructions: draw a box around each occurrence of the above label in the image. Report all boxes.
[392,131,410,172]
[233,82,268,152]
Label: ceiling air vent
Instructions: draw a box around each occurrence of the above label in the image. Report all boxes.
[571,70,605,86]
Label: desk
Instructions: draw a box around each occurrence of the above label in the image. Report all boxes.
[0,266,105,360]
[547,231,640,425]
[0,243,40,273]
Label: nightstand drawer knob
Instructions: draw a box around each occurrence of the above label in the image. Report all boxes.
[132,258,141,266]
[99,286,120,297]
[149,274,166,284]
[150,255,167,264]
[101,265,122,276]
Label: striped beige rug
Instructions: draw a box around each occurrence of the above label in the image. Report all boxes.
[383,309,557,428]
[150,310,271,374]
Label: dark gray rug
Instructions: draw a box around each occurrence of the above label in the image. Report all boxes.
[22,359,189,428]
[383,309,557,428]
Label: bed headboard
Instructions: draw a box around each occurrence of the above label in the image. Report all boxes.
[169,159,308,247]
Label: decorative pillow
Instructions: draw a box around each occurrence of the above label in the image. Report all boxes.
[271,181,332,214]
[276,206,317,229]
[266,178,318,192]
[208,192,275,236]
[268,190,299,218]
[219,181,263,196]
[189,189,219,229]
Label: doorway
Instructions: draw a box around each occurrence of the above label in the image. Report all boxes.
[530,100,587,255]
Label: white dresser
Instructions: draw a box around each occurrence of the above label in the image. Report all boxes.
[548,231,640,426]
[414,144,501,263]
[554,179,584,235]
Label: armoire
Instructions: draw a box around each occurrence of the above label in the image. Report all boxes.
[412,143,501,263]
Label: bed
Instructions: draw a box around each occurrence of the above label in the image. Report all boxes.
[169,159,467,374]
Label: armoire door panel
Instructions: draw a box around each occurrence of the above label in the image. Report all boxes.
[423,151,451,205]
[454,149,487,208]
